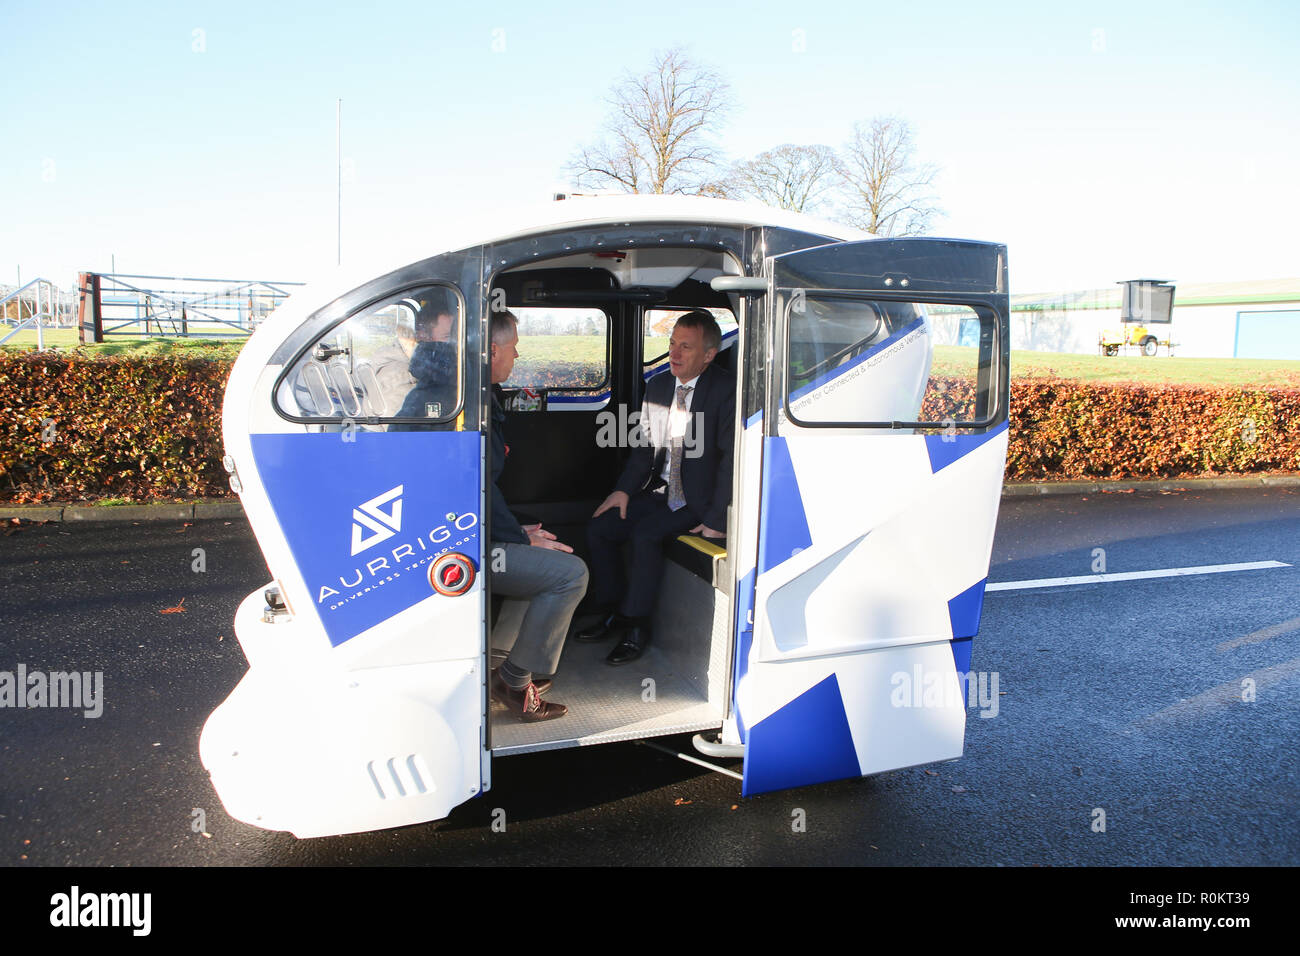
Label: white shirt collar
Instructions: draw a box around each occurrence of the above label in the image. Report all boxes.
[675,373,701,389]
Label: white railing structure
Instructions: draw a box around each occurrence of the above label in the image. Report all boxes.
[81,273,304,342]
[0,278,75,348]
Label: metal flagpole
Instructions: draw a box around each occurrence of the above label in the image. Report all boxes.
[336,98,342,266]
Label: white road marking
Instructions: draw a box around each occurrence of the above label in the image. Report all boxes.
[1132,657,1300,727]
[987,560,1291,592]
[1217,615,1300,652]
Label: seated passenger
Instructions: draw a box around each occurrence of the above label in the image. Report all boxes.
[576,310,735,665]
[486,310,588,721]
[388,306,458,428]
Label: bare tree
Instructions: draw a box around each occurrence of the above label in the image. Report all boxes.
[567,48,733,195]
[725,144,840,213]
[838,117,941,236]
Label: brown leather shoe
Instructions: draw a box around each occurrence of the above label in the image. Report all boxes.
[490,669,567,722]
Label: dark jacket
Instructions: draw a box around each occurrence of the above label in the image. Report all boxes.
[390,341,457,426]
[490,386,529,545]
[615,362,736,532]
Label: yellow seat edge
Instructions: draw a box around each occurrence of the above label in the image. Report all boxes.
[675,534,726,559]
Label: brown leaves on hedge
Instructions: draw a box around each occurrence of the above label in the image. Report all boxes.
[508,360,604,391]
[1003,378,1300,480]
[2,355,1298,501]
[0,353,233,503]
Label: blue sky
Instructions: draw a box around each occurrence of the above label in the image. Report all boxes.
[2,0,1297,293]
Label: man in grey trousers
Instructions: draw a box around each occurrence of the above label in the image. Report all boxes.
[487,309,588,721]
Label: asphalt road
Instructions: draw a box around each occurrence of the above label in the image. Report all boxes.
[1,487,1297,866]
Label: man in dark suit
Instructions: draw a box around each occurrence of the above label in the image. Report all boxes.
[577,309,735,665]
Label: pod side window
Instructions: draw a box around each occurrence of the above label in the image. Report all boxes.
[273,285,465,428]
[501,305,611,408]
[784,294,1000,429]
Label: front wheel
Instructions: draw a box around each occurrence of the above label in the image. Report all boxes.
[1104,345,1118,357]
[1141,337,1158,357]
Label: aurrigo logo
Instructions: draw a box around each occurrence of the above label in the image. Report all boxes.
[351,485,404,556]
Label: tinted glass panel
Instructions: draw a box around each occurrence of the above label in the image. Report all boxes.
[275,286,462,425]
[644,307,737,369]
[785,295,996,427]
[504,306,609,391]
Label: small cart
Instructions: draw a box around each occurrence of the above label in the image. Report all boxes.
[1099,278,1176,356]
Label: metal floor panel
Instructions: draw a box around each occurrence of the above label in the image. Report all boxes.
[490,640,721,755]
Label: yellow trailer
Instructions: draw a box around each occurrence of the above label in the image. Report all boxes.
[1099,279,1176,357]
[1098,322,1174,357]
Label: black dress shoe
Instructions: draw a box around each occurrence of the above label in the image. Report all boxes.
[574,614,621,643]
[606,625,650,666]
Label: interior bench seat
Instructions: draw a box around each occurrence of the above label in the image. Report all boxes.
[668,534,730,594]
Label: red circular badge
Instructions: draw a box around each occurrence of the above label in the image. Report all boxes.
[429,553,476,596]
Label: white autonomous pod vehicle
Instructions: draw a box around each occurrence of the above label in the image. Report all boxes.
[200,196,1010,838]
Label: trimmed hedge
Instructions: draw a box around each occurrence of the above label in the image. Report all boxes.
[510,360,605,390]
[1004,379,1300,479]
[2,355,1298,502]
[1,353,232,503]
